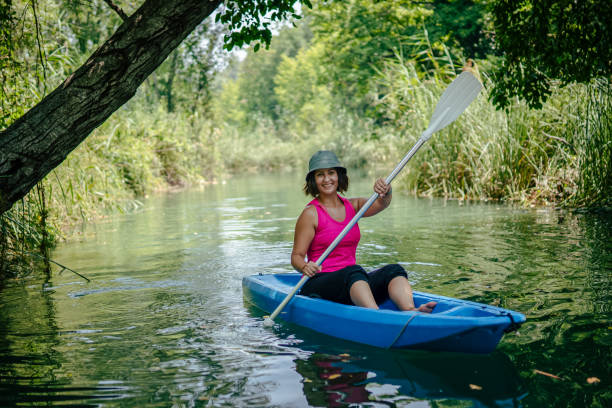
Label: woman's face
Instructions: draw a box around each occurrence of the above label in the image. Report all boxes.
[314,168,338,195]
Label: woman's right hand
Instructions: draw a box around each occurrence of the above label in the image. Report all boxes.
[301,262,321,277]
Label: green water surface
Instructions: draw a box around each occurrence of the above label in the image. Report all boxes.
[1,173,610,407]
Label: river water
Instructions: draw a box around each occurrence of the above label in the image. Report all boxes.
[0,173,610,407]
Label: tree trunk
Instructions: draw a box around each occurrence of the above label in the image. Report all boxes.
[0,0,222,215]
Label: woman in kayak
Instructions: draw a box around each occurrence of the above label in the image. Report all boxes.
[291,150,436,312]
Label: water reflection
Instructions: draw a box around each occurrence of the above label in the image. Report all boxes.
[250,304,526,407]
[298,351,524,407]
[0,273,124,406]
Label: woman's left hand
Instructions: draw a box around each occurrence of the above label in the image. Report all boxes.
[374,178,391,198]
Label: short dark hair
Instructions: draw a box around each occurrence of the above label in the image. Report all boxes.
[303,167,349,197]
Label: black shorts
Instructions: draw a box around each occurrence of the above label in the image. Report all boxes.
[300,264,408,305]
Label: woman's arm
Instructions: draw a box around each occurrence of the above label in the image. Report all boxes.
[291,206,321,277]
[350,178,392,217]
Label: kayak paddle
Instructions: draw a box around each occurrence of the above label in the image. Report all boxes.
[263,71,483,327]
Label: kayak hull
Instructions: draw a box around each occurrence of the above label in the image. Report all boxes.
[242,273,526,353]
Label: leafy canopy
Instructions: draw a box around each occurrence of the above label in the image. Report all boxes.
[216,0,311,52]
[490,0,612,109]
[309,0,431,110]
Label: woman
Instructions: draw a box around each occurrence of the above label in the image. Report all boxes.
[291,150,436,312]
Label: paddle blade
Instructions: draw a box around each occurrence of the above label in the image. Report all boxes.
[423,71,483,139]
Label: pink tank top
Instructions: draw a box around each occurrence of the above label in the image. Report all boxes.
[306,195,361,273]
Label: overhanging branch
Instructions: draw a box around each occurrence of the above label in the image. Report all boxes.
[103,0,129,22]
[0,0,223,215]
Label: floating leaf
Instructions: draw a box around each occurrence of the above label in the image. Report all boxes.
[469,384,483,390]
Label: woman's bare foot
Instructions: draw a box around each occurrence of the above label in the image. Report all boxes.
[415,301,437,313]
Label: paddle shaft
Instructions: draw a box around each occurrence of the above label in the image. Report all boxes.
[265,112,448,324]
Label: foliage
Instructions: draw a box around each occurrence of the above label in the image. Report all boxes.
[274,42,332,133]
[214,19,313,125]
[490,0,612,109]
[305,0,493,115]
[573,79,612,207]
[426,0,494,59]
[215,31,610,208]
[60,0,126,59]
[142,21,226,115]
[216,0,312,51]
[308,0,432,111]
[0,185,56,281]
[0,0,121,128]
[0,0,18,128]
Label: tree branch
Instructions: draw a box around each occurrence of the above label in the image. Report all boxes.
[27,250,90,282]
[103,0,129,22]
[0,0,223,215]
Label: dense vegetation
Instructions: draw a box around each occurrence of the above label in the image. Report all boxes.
[1,0,610,279]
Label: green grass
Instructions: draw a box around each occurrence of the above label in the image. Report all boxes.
[1,103,225,279]
[365,59,600,207]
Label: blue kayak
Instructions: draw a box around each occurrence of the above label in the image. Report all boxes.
[242,273,526,353]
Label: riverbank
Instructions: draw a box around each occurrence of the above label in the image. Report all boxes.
[1,71,610,281]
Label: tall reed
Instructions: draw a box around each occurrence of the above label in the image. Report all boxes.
[0,101,225,279]
[371,57,599,207]
[573,79,611,207]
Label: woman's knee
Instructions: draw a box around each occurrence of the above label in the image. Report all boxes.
[345,265,369,287]
[377,263,408,284]
[384,263,407,274]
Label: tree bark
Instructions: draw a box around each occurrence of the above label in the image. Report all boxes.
[0,0,222,215]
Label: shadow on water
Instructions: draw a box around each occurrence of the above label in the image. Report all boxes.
[0,276,124,406]
[245,303,527,407]
[494,212,612,408]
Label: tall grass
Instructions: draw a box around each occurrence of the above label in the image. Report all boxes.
[574,79,611,207]
[213,55,609,209]
[0,101,225,279]
[44,103,228,227]
[362,58,608,207]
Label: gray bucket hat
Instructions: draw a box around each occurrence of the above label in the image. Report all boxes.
[307,150,345,179]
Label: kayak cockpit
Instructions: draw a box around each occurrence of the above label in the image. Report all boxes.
[272,273,513,319]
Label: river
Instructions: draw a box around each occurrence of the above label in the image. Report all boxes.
[0,173,610,407]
